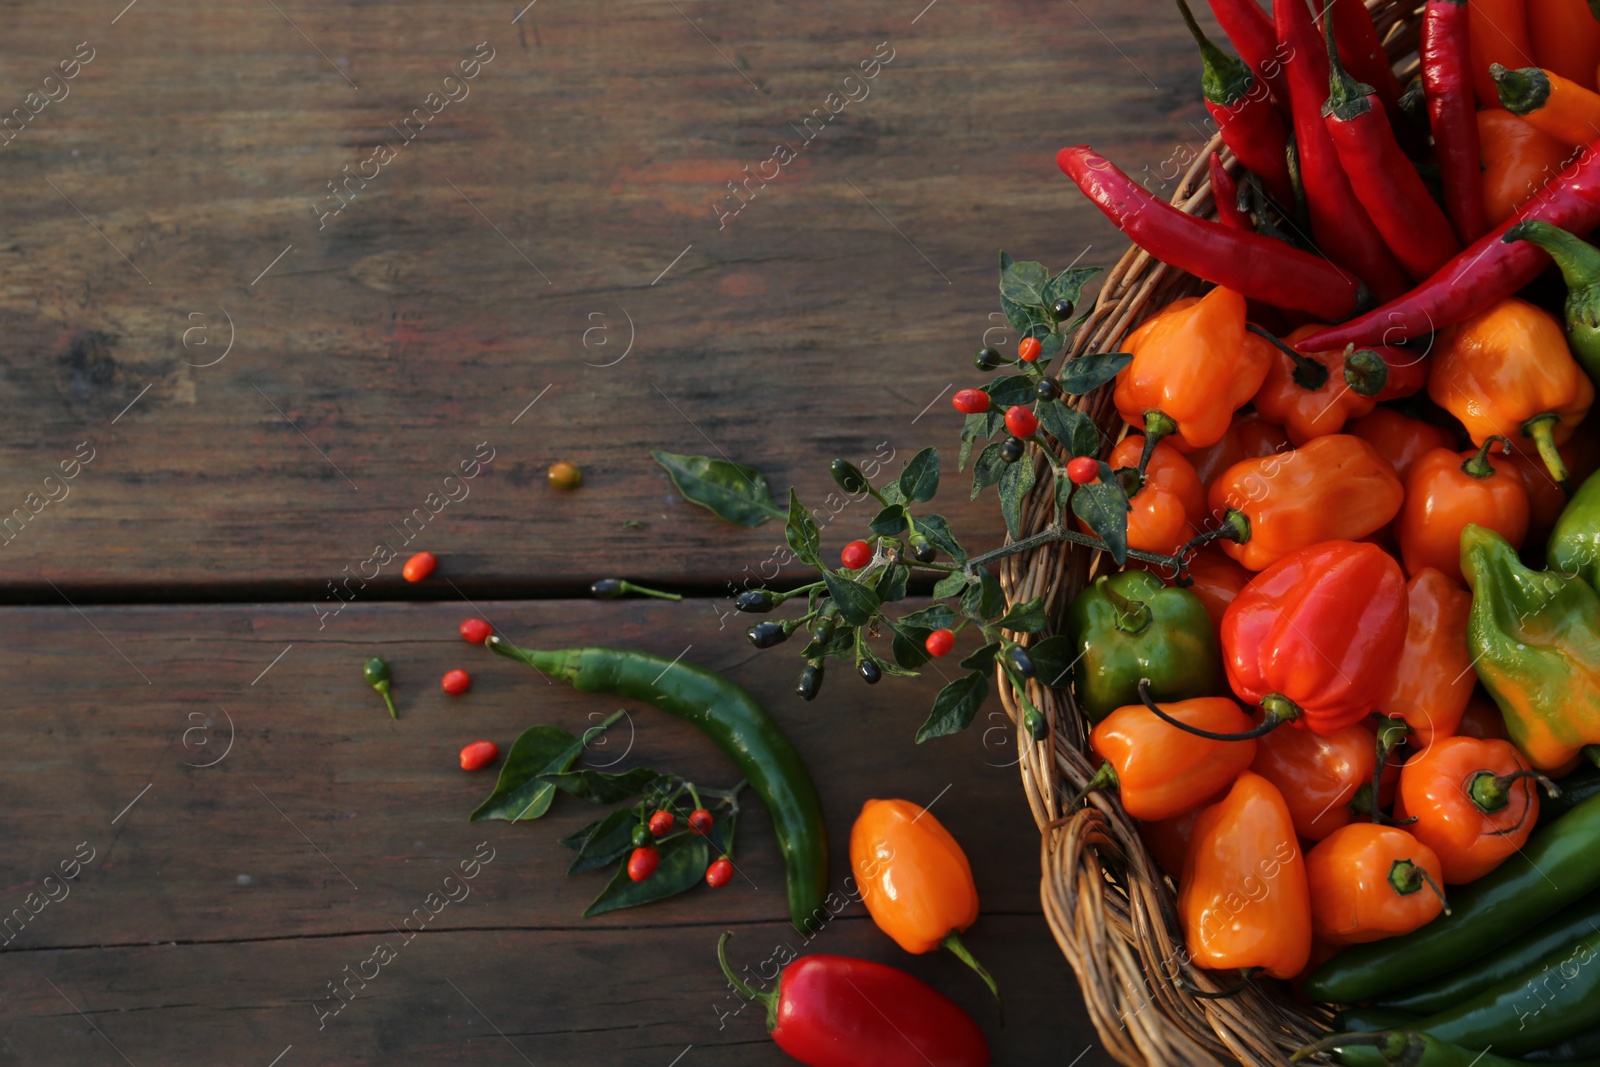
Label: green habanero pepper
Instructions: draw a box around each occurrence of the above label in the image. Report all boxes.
[1298,1030,1600,1067]
[1503,221,1600,384]
[364,656,396,719]
[1462,523,1600,773]
[1549,467,1600,591]
[1066,570,1222,722]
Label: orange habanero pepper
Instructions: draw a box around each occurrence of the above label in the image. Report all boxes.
[1428,297,1595,490]
[849,798,996,998]
[1083,697,1259,820]
[1140,803,1210,879]
[1180,771,1312,978]
[1399,438,1531,583]
[1378,568,1475,746]
[1114,288,1273,462]
[1306,824,1448,945]
[1347,406,1456,485]
[1492,62,1600,149]
[1187,412,1290,496]
[1529,0,1600,88]
[1207,434,1405,571]
[1477,110,1574,227]
[1398,736,1543,883]
[1249,721,1375,841]
[1176,549,1252,636]
[1250,325,1387,445]
[1086,434,1205,556]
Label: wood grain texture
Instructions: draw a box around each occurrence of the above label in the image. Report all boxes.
[0,0,1212,595]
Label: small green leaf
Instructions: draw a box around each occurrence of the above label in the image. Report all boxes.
[985,374,1036,408]
[823,571,881,626]
[1000,259,1050,309]
[801,623,856,660]
[876,564,909,603]
[959,641,1002,674]
[998,453,1036,540]
[785,489,821,567]
[878,481,906,506]
[1037,403,1102,458]
[1028,634,1078,689]
[564,806,641,875]
[652,450,783,528]
[916,514,966,563]
[971,443,1007,500]
[890,621,933,669]
[470,725,585,822]
[900,604,961,630]
[998,595,1048,634]
[583,833,712,917]
[1055,470,1073,520]
[541,767,665,805]
[999,249,1015,272]
[1001,294,1049,334]
[962,568,1006,619]
[1058,353,1133,396]
[1037,333,1066,363]
[961,409,1004,441]
[932,571,971,599]
[899,448,940,503]
[915,672,990,742]
[1044,266,1100,309]
[869,504,909,537]
[1072,465,1131,565]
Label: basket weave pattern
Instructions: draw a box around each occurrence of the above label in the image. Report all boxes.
[996,4,1419,1062]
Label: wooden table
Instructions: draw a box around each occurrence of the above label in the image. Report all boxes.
[0,0,1210,1062]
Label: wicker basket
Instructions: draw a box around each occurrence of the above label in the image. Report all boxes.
[995,3,1423,1063]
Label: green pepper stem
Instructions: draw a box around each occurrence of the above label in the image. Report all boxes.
[1468,767,1559,813]
[942,933,1001,1006]
[1139,679,1293,740]
[1343,346,1390,398]
[1504,219,1600,295]
[1139,411,1178,479]
[1290,1031,1421,1066]
[375,680,397,720]
[1070,761,1120,809]
[1173,0,1253,107]
[1492,63,1551,116]
[1247,323,1329,392]
[1522,414,1572,494]
[717,932,780,1030]
[1096,576,1153,635]
[1176,511,1250,559]
[1364,716,1411,827]
[617,580,684,602]
[1322,11,1374,122]
[1461,436,1511,480]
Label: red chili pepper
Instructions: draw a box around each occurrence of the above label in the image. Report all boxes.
[705,857,734,888]
[1207,152,1253,231]
[1205,0,1291,110]
[1324,0,1406,137]
[951,388,989,414]
[1066,456,1099,485]
[459,618,494,644]
[1296,143,1600,351]
[648,809,675,836]
[402,551,437,582]
[441,669,471,696]
[627,846,659,882]
[716,933,991,1067]
[688,808,714,835]
[1017,336,1041,363]
[840,540,872,570]
[1274,0,1413,300]
[459,740,498,771]
[1321,17,1461,281]
[1422,0,1489,243]
[924,629,955,658]
[1004,406,1038,438]
[1057,146,1367,320]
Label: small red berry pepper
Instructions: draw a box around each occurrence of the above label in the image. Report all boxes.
[688,808,714,835]
[402,551,437,582]
[1004,406,1038,438]
[951,388,989,414]
[441,669,471,696]
[1017,336,1041,362]
[924,629,955,658]
[648,809,675,836]
[459,740,498,771]
[1066,456,1099,485]
[459,618,493,644]
[839,540,872,570]
[706,857,734,888]
[627,846,659,882]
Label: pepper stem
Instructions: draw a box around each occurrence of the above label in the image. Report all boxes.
[618,580,684,601]
[1467,767,1560,813]
[1173,0,1253,107]
[1363,716,1411,826]
[1291,1031,1423,1066]
[375,680,397,720]
[1097,576,1153,634]
[717,932,780,1031]
[1503,220,1600,296]
[1321,8,1375,121]
[1462,436,1511,480]
[485,634,583,683]
[1247,323,1329,392]
[1521,414,1572,494]
[1491,63,1552,116]
[1176,511,1250,559]
[942,932,1001,1006]
[1070,761,1120,809]
[1139,411,1177,479]
[1138,678,1294,740]
[1343,346,1389,398]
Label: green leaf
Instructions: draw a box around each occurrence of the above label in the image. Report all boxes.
[1037,402,1102,458]
[878,480,906,506]
[784,489,821,567]
[1058,353,1133,396]
[971,443,1007,500]
[563,806,641,875]
[875,564,909,604]
[998,595,1048,634]
[869,504,908,537]
[899,604,962,630]
[959,641,1002,674]
[899,447,940,503]
[541,767,665,805]
[1001,293,1049,334]
[932,571,971,599]
[915,672,990,742]
[823,571,881,626]
[801,623,856,660]
[959,410,1003,472]
[1055,470,1074,519]
[1027,634,1078,689]
[998,453,1036,540]
[583,833,712,917]
[1072,464,1131,565]
[1038,333,1066,363]
[1000,259,1050,309]
[962,568,1006,619]
[999,249,1015,272]
[1044,266,1100,309]
[470,725,585,822]
[890,621,933,669]
[916,514,966,563]
[985,374,1035,408]
[651,450,782,528]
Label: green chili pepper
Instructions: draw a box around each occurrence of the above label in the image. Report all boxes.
[1304,791,1600,1003]
[1377,894,1600,1015]
[1462,524,1600,773]
[1523,1025,1600,1062]
[1545,764,1600,819]
[1065,571,1222,722]
[1334,1008,1420,1034]
[364,656,396,719]
[485,636,828,934]
[1502,221,1600,383]
[1549,469,1600,592]
[1297,1030,1600,1067]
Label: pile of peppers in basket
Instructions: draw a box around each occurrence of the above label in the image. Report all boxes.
[1053,1,1600,1063]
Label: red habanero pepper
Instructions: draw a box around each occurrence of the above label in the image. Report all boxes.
[1294,143,1600,352]
[1323,0,1407,143]
[1322,19,1462,282]
[1087,435,1205,556]
[1176,548,1253,635]
[1423,0,1490,243]
[1206,0,1291,110]
[716,933,990,1067]
[1250,720,1376,840]
[1274,0,1413,300]
[1220,540,1408,735]
[1378,568,1476,746]
[1208,152,1253,231]
[1347,407,1455,484]
[1057,147,1369,320]
[1398,736,1543,883]
[1467,0,1533,108]
[1249,324,1385,444]
[1187,412,1291,495]
[1399,439,1531,583]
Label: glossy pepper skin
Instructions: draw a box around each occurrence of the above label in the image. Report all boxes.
[716,933,990,1067]
[1174,549,1252,635]
[1493,63,1600,150]
[1067,570,1223,723]
[1307,824,1448,945]
[1208,434,1405,571]
[1187,412,1290,495]
[1503,220,1600,384]
[1222,540,1408,734]
[1250,325,1384,444]
[1378,568,1475,745]
[1423,0,1489,244]
[1089,434,1204,555]
[1428,297,1595,490]
[1179,771,1312,978]
[1399,440,1531,584]
[1086,697,1258,820]
[1512,437,1600,543]
[1249,721,1374,840]
[1468,0,1534,107]
[1478,110,1575,227]
[1400,736,1542,884]
[1550,468,1600,590]
[1461,524,1600,772]
[1347,407,1455,485]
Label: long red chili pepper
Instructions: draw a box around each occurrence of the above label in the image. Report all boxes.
[1321,17,1460,280]
[1324,0,1406,134]
[1275,0,1413,300]
[1177,0,1295,208]
[1057,145,1367,320]
[1422,0,1488,243]
[1207,0,1292,112]
[1208,152,1253,230]
[1296,141,1600,350]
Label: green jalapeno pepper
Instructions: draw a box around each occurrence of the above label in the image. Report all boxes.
[1549,469,1600,592]
[1300,1030,1600,1067]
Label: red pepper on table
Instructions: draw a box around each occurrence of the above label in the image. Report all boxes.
[1422,0,1489,243]
[1207,152,1253,231]
[716,933,990,1067]
[1057,146,1368,320]
[1206,0,1291,112]
[1321,18,1461,282]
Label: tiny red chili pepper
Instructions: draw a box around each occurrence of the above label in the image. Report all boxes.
[648,809,674,836]
[706,857,734,888]
[441,669,471,696]
[1066,456,1099,485]
[1206,151,1253,231]
[688,808,714,835]
[951,388,989,414]
[1017,336,1041,363]
[402,551,436,582]
[459,740,498,771]
[1422,0,1489,243]
[1004,406,1038,438]
[924,629,955,658]
[459,618,493,644]
[627,846,659,882]
[839,540,872,570]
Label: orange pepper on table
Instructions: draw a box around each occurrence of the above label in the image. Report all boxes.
[1179,771,1312,978]
[1207,434,1405,571]
[1468,0,1533,108]
[1186,413,1290,496]
[1492,62,1600,148]
[1306,824,1448,944]
[1346,406,1456,485]
[1248,720,1375,841]
[1113,287,1273,458]
[1250,325,1386,445]
[1084,697,1259,820]
[1397,736,1542,883]
[1399,439,1531,583]
[1084,434,1204,556]
[1528,0,1600,88]
[1427,297,1595,489]
[1378,568,1475,746]
[1477,109,1575,226]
